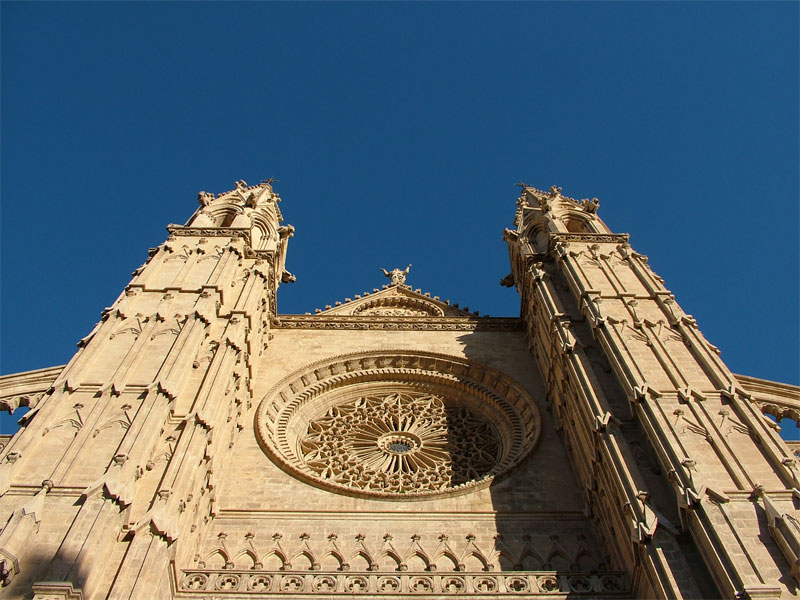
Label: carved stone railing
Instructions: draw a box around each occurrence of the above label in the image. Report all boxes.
[275,315,521,332]
[176,570,629,596]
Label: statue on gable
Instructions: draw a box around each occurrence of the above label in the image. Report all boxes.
[381,264,412,286]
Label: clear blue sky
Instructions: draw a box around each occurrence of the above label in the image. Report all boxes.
[1,2,798,437]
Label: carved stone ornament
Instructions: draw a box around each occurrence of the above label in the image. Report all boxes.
[353,296,444,317]
[549,232,630,244]
[177,569,629,595]
[276,316,521,332]
[380,264,412,286]
[300,392,500,493]
[255,351,541,499]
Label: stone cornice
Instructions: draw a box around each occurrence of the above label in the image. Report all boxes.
[736,373,800,424]
[735,373,800,400]
[550,232,630,244]
[0,365,64,392]
[274,315,522,331]
[0,364,64,413]
[166,225,251,244]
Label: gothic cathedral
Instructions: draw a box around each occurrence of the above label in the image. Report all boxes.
[1,181,798,599]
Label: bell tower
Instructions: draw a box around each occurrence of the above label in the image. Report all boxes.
[504,184,799,599]
[0,180,293,598]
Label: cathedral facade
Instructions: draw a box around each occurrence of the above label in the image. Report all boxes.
[0,181,798,599]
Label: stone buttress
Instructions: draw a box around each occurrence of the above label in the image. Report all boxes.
[504,185,799,599]
[0,181,293,599]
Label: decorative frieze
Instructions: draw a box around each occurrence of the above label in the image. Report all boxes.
[177,570,629,596]
[167,225,251,242]
[549,233,630,245]
[275,316,521,331]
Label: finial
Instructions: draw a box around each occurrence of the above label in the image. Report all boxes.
[548,185,562,197]
[260,177,278,185]
[380,264,412,286]
[515,181,529,188]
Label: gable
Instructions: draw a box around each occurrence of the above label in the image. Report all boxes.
[314,284,478,317]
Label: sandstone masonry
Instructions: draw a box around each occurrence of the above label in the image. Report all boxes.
[0,181,797,599]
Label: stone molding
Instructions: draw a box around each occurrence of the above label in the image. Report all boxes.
[736,373,800,425]
[549,233,630,244]
[254,350,541,500]
[167,225,251,241]
[31,581,83,599]
[315,284,479,317]
[176,570,628,596]
[0,364,64,414]
[352,296,444,317]
[275,316,522,331]
[192,529,604,575]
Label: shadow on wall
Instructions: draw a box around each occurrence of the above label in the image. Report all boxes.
[455,321,736,599]
[754,501,799,596]
[2,529,90,599]
[451,328,623,595]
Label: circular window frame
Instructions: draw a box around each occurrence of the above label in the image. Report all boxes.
[254,350,541,500]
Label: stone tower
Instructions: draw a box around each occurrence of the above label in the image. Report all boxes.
[0,182,797,599]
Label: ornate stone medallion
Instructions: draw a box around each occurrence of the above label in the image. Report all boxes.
[300,392,501,493]
[255,351,541,499]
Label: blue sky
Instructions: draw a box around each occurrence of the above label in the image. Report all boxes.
[1,2,798,438]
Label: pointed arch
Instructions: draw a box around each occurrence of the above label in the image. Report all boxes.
[249,213,277,250]
[291,550,315,571]
[462,552,490,572]
[318,551,345,572]
[434,550,460,572]
[261,550,287,571]
[204,549,229,570]
[92,418,130,439]
[545,550,570,571]
[573,549,597,571]
[559,210,598,234]
[520,551,544,571]
[522,219,553,253]
[496,550,516,572]
[204,204,243,227]
[232,549,258,570]
[377,550,403,572]
[349,551,372,572]
[404,551,431,572]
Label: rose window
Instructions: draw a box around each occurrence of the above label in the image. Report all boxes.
[299,392,501,493]
[255,351,541,499]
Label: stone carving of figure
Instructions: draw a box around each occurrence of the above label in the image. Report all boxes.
[381,264,412,286]
[197,191,215,206]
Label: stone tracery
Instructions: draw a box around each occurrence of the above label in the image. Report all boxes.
[352,296,444,317]
[254,350,541,499]
[299,392,500,494]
